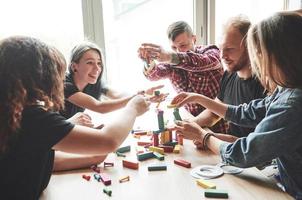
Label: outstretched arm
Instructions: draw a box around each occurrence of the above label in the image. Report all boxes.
[171,92,228,118]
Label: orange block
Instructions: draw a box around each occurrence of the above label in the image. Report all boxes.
[123,159,139,170]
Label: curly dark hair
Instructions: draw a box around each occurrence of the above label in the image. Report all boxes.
[0,36,66,152]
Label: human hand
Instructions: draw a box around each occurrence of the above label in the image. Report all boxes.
[170,92,201,107]
[67,112,94,127]
[127,95,151,116]
[174,120,206,141]
[139,43,172,63]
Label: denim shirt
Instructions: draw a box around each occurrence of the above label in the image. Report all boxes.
[220,86,302,199]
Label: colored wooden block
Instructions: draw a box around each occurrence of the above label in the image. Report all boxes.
[196,179,216,189]
[153,133,159,146]
[148,164,167,171]
[103,188,112,197]
[157,110,165,130]
[173,144,181,153]
[104,162,114,168]
[116,151,126,157]
[204,189,229,198]
[154,90,160,96]
[116,145,131,153]
[164,141,178,147]
[137,152,154,161]
[132,130,148,136]
[173,108,182,121]
[119,175,130,183]
[122,159,139,170]
[99,173,112,186]
[174,159,191,168]
[159,145,174,153]
[94,173,101,182]
[153,152,165,161]
[82,174,91,181]
[137,141,152,146]
[149,146,164,154]
[167,104,177,108]
[91,165,100,173]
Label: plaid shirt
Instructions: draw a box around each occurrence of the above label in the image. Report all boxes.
[145,45,223,114]
[144,45,228,133]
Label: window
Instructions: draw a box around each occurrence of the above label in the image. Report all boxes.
[102,0,194,93]
[0,0,84,59]
[215,0,284,44]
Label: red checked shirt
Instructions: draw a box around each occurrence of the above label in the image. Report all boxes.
[144,45,228,133]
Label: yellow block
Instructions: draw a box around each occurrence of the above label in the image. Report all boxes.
[149,146,165,154]
[196,179,216,189]
[173,144,180,153]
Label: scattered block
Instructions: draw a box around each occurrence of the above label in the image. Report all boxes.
[148,164,167,171]
[103,188,112,197]
[99,173,112,186]
[104,162,114,168]
[116,145,131,153]
[196,179,216,189]
[153,152,165,161]
[149,146,164,154]
[82,174,91,181]
[137,141,152,146]
[91,165,100,173]
[204,189,229,198]
[136,146,145,154]
[132,130,148,136]
[122,159,139,170]
[119,175,130,183]
[174,159,191,168]
[94,173,102,182]
[116,151,126,157]
[137,152,154,161]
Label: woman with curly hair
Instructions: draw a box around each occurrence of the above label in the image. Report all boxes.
[0,36,150,199]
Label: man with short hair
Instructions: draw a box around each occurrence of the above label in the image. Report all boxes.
[193,15,267,138]
[138,21,227,133]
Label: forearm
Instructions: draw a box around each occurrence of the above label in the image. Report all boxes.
[195,95,228,118]
[53,151,107,171]
[193,109,222,127]
[206,135,224,154]
[96,96,134,113]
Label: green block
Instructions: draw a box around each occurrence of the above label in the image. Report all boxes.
[116,145,131,153]
[204,189,228,198]
[153,152,165,161]
[137,152,154,161]
[154,90,160,96]
[157,110,165,130]
[173,108,182,121]
[148,165,167,171]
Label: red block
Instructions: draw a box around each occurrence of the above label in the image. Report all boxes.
[82,174,91,181]
[159,145,174,153]
[123,159,139,170]
[174,159,191,168]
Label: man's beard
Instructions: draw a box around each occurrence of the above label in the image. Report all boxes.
[227,51,249,72]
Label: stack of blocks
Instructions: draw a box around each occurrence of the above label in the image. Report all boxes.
[152,109,182,152]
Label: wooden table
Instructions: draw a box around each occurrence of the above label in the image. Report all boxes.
[40,105,293,200]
